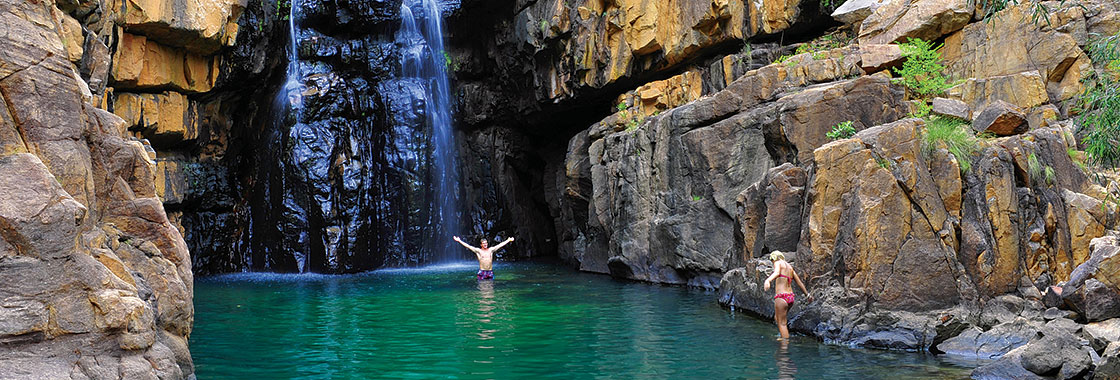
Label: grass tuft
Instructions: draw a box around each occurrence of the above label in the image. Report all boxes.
[923,116,980,173]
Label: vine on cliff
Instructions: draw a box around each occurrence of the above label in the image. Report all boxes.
[1079,33,1120,168]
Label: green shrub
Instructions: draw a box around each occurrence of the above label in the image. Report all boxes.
[909,100,933,119]
[923,116,979,173]
[625,116,643,132]
[617,101,627,112]
[1079,33,1120,167]
[893,38,952,98]
[826,121,857,140]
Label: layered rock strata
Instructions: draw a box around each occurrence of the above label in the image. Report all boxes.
[0,0,218,377]
[547,1,1120,377]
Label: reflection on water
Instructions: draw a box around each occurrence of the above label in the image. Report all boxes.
[192,261,975,379]
[475,280,496,340]
[776,339,797,379]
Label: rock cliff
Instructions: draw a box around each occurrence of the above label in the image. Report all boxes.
[533,0,1120,377]
[0,0,252,377]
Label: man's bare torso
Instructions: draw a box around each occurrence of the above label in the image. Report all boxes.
[477,248,493,270]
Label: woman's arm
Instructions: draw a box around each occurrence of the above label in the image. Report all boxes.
[763,267,780,291]
[490,237,515,251]
[792,269,811,300]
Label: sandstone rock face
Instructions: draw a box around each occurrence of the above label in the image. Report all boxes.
[942,3,1090,104]
[117,0,246,54]
[450,0,826,129]
[111,32,219,93]
[946,71,1048,113]
[712,118,1105,351]
[0,0,246,376]
[735,163,806,264]
[551,52,905,287]
[858,0,973,45]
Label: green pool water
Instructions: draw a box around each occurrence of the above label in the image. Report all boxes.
[191,261,975,379]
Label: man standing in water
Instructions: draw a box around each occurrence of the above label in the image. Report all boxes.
[453,236,514,280]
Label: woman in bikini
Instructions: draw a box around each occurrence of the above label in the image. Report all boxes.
[763,251,811,340]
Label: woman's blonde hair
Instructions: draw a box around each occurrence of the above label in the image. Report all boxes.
[769,251,785,262]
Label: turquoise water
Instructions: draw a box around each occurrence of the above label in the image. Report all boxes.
[192,261,973,379]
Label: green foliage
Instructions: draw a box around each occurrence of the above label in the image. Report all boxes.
[1044,166,1056,185]
[1027,152,1045,184]
[442,51,460,71]
[540,19,549,33]
[740,42,753,66]
[1079,33,1120,167]
[909,100,933,119]
[792,36,844,62]
[876,157,891,169]
[893,38,952,98]
[826,121,856,140]
[979,0,1073,26]
[276,0,291,20]
[977,0,1010,20]
[923,116,980,173]
[617,101,628,112]
[820,0,847,11]
[691,195,703,201]
[625,115,644,132]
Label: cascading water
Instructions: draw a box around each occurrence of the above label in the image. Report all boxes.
[397,0,463,262]
[227,0,466,274]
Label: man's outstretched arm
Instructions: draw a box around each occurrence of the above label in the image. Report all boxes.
[490,237,515,251]
[453,236,480,254]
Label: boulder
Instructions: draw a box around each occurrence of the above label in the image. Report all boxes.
[1085,318,1120,352]
[945,71,1049,113]
[832,0,888,24]
[0,0,195,377]
[1018,331,1093,379]
[806,119,966,311]
[1100,343,1120,380]
[859,44,904,74]
[972,100,1027,136]
[1062,233,1120,322]
[936,319,1042,359]
[971,348,1047,380]
[859,0,973,45]
[931,97,971,120]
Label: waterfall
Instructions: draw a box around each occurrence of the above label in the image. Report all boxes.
[276,0,310,273]
[398,0,462,262]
